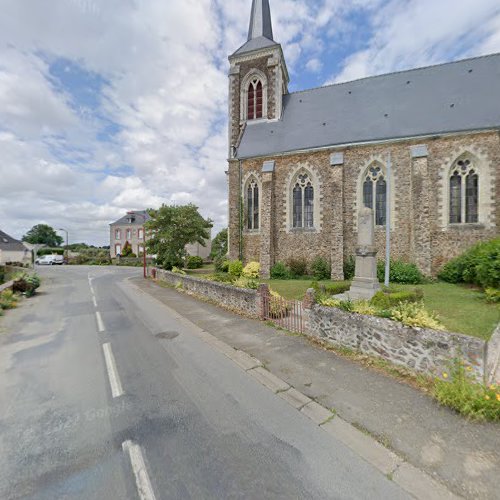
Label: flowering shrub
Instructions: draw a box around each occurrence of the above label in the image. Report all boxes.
[390,301,444,330]
[351,300,377,316]
[242,261,260,279]
[0,290,18,309]
[268,290,290,318]
[171,266,186,275]
[434,360,500,421]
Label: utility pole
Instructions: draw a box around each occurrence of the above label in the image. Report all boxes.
[384,153,391,287]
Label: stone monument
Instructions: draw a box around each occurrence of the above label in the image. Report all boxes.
[348,207,380,300]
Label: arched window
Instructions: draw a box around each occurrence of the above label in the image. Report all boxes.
[449,158,478,224]
[246,178,259,230]
[292,173,314,229]
[362,163,386,226]
[247,79,263,120]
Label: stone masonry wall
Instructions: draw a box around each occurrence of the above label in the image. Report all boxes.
[151,268,260,318]
[233,131,499,277]
[306,304,487,381]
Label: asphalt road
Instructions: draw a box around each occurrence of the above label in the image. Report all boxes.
[0,266,410,499]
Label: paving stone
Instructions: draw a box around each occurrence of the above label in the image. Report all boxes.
[248,367,290,393]
[300,401,333,425]
[321,418,402,475]
[393,462,460,500]
[228,350,262,371]
[278,388,312,409]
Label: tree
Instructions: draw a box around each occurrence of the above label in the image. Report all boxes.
[22,224,63,247]
[210,228,228,260]
[121,241,136,258]
[145,204,213,270]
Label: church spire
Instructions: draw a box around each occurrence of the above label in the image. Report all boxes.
[248,0,274,41]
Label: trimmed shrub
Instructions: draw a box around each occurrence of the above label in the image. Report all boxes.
[311,257,331,281]
[270,261,290,279]
[242,261,260,279]
[205,273,234,284]
[370,288,424,309]
[377,259,424,284]
[234,276,259,289]
[12,273,40,297]
[438,238,500,289]
[310,281,350,296]
[433,360,500,421]
[287,258,308,278]
[171,266,186,275]
[343,255,355,281]
[186,256,204,269]
[228,260,243,277]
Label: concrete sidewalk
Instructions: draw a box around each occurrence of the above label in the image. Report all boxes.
[133,278,499,500]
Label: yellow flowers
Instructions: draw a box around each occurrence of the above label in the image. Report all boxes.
[496,394,500,402]
[442,372,449,379]
[466,366,473,372]
[489,384,497,390]
[484,395,490,401]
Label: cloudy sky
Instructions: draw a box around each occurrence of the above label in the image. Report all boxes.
[1,0,499,245]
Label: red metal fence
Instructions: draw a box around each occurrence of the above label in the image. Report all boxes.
[261,290,304,334]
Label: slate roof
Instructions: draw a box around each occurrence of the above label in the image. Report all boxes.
[237,53,500,159]
[110,210,151,226]
[0,229,26,252]
[232,36,278,57]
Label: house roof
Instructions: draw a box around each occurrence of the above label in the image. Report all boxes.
[236,53,500,159]
[110,210,151,226]
[0,229,27,252]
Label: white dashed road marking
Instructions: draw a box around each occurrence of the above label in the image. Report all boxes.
[122,440,157,500]
[102,343,124,398]
[95,311,105,332]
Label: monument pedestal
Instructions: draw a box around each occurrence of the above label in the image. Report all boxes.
[348,208,381,301]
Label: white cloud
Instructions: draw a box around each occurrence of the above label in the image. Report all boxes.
[0,0,498,245]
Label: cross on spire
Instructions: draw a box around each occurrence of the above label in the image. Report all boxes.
[248,0,274,41]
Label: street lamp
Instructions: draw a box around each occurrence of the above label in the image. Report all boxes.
[58,228,69,264]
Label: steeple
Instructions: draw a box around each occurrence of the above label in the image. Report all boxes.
[248,0,273,41]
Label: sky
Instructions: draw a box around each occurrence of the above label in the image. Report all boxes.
[1,0,499,246]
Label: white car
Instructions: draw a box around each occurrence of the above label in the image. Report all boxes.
[35,254,64,265]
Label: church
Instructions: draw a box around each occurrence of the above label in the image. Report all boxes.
[227,0,500,279]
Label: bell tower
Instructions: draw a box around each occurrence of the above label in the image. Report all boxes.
[228,0,289,158]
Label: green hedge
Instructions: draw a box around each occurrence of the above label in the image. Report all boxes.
[270,261,290,279]
[370,288,424,309]
[37,248,64,256]
[377,259,424,284]
[311,281,351,296]
[438,238,500,289]
[186,256,204,269]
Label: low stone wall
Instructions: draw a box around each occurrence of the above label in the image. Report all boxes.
[0,281,14,293]
[306,304,487,380]
[151,268,260,318]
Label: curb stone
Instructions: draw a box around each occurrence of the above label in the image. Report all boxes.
[127,277,463,500]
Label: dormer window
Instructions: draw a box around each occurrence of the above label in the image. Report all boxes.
[247,79,263,120]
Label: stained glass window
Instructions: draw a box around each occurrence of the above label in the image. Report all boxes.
[246,179,259,230]
[449,158,479,224]
[292,173,314,228]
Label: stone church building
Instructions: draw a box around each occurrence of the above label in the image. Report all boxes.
[227,0,500,279]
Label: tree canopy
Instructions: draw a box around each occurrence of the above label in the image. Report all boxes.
[145,204,212,270]
[210,228,228,260]
[22,224,64,247]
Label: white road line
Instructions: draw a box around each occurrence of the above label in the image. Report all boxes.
[95,311,105,332]
[102,343,124,398]
[122,440,157,500]
[92,296,98,308]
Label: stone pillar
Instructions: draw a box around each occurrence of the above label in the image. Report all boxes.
[330,153,345,280]
[348,207,380,300]
[257,283,270,320]
[227,159,241,261]
[410,145,432,276]
[260,161,275,278]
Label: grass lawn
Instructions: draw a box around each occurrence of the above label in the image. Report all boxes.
[185,263,215,276]
[263,278,499,340]
[398,283,499,341]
